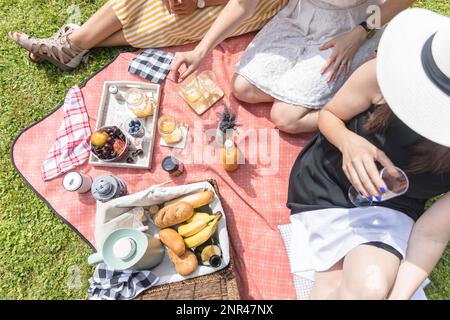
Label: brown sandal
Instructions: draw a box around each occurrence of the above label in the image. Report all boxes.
[8,24,88,71]
[31,24,82,63]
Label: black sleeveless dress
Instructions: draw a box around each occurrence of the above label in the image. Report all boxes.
[287,106,450,221]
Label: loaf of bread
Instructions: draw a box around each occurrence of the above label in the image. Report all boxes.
[153,202,194,228]
[164,190,215,209]
[167,247,198,276]
[159,228,185,256]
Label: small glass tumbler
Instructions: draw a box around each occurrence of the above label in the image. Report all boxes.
[158,115,183,144]
[179,76,205,104]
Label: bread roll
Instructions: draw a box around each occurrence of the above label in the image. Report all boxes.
[165,190,215,209]
[167,247,198,276]
[159,228,185,256]
[149,205,159,215]
[153,202,194,228]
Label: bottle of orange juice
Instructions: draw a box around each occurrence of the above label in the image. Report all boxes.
[221,139,239,172]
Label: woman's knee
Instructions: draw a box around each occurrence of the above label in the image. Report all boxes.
[270,102,310,133]
[231,74,253,102]
[231,74,270,103]
[337,267,392,300]
[270,107,295,132]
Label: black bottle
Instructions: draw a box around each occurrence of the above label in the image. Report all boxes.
[194,237,222,268]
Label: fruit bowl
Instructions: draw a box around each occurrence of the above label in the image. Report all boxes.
[90,126,129,162]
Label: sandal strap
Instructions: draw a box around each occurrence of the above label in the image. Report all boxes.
[59,35,85,53]
[51,24,80,40]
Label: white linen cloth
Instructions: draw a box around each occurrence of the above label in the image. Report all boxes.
[278,206,430,300]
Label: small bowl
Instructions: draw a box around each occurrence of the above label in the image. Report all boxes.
[90,126,130,162]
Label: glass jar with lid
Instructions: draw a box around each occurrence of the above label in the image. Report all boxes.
[126,88,154,118]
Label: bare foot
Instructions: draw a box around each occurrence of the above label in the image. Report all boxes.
[8,31,43,62]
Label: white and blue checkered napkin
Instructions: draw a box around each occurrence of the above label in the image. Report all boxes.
[128,49,174,84]
[88,263,159,300]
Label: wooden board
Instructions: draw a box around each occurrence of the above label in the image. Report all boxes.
[179,72,224,115]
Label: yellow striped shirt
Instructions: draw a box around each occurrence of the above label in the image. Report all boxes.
[112,0,284,48]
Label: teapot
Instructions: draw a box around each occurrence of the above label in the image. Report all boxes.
[88,228,164,270]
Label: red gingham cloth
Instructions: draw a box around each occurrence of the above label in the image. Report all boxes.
[12,34,313,299]
[41,86,91,181]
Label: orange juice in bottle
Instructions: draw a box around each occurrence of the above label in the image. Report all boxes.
[221,139,239,172]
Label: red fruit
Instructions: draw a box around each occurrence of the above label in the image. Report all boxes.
[113,139,126,154]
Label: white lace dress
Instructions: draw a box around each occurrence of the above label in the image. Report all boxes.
[236,0,384,108]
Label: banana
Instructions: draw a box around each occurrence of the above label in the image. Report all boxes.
[178,214,216,237]
[184,213,222,248]
[186,212,212,224]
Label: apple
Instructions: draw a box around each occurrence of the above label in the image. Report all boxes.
[91,131,109,147]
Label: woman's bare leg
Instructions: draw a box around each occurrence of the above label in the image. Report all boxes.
[336,245,401,300]
[68,0,124,50]
[270,101,320,134]
[309,259,344,300]
[9,0,127,62]
[96,30,129,47]
[231,74,320,133]
[231,74,274,103]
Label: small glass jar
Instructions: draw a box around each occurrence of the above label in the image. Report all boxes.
[162,156,184,177]
[179,76,205,104]
[126,118,145,138]
[126,88,154,118]
[158,115,183,144]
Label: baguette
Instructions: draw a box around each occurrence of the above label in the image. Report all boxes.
[159,228,185,256]
[166,247,198,276]
[153,202,194,228]
[165,190,215,208]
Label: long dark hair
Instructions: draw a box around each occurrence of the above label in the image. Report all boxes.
[364,104,450,174]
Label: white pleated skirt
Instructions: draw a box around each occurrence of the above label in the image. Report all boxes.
[288,206,415,279]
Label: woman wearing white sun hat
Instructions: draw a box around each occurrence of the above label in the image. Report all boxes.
[286,8,450,299]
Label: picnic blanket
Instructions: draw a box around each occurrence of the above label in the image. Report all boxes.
[11,33,313,300]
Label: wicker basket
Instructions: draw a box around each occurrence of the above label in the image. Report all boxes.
[138,179,240,300]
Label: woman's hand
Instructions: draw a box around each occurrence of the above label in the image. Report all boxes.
[320,26,367,82]
[340,132,394,201]
[163,0,197,16]
[171,49,206,82]
[170,0,258,81]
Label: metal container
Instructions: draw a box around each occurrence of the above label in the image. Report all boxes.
[62,172,92,194]
[91,174,128,202]
[90,126,130,163]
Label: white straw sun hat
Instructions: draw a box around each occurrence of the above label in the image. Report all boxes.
[377,8,450,148]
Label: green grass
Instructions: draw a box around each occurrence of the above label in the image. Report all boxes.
[0,0,449,300]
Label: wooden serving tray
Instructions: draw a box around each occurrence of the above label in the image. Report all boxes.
[179,71,224,115]
[89,81,160,169]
